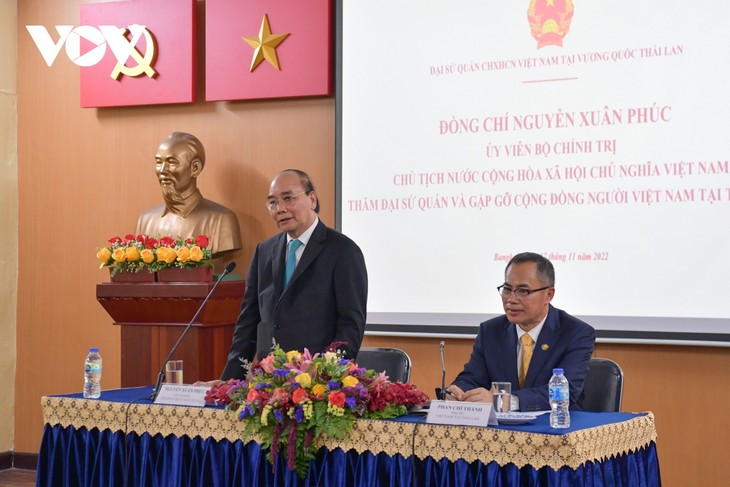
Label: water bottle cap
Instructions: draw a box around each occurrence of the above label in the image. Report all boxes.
[89,347,99,353]
[553,368,564,374]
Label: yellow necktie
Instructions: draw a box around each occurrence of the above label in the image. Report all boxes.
[519,333,534,388]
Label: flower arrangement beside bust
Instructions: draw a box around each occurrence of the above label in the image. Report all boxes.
[96,234,212,276]
[205,343,429,478]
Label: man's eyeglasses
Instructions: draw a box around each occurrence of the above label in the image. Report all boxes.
[497,285,551,300]
[265,191,308,210]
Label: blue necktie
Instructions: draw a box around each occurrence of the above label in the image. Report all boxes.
[283,239,303,287]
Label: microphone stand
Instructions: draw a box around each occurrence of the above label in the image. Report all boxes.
[436,340,446,400]
[149,262,236,401]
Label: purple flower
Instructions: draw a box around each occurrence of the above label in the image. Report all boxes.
[345,397,357,409]
[327,380,340,390]
[273,409,283,423]
[255,382,272,390]
[274,369,289,377]
[295,406,304,423]
[339,358,350,366]
[238,406,251,420]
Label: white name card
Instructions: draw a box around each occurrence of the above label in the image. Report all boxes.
[425,400,498,427]
[154,384,210,407]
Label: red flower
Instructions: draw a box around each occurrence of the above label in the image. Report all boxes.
[185,237,194,245]
[247,389,261,404]
[124,234,136,244]
[292,388,308,404]
[135,234,147,243]
[328,391,346,408]
[366,382,428,412]
[159,236,176,247]
[145,238,159,249]
[258,390,272,404]
[271,387,290,404]
[108,236,122,246]
[196,235,209,248]
[204,379,242,406]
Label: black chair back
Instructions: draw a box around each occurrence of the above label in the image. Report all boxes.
[582,357,624,412]
[355,347,412,383]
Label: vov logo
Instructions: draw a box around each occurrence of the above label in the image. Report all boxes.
[26,24,157,80]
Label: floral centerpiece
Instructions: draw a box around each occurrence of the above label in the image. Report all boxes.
[96,233,212,276]
[205,343,429,478]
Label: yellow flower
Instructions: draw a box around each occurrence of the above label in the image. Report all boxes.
[311,384,326,397]
[125,246,140,261]
[295,373,311,388]
[342,376,359,388]
[140,248,155,264]
[159,247,177,264]
[112,247,127,263]
[303,400,313,420]
[327,403,345,417]
[260,405,271,426]
[96,247,111,264]
[189,245,204,262]
[286,350,302,364]
[176,246,191,262]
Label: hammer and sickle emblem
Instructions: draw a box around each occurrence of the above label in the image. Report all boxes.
[110,27,157,80]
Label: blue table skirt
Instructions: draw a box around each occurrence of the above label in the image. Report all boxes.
[37,423,660,487]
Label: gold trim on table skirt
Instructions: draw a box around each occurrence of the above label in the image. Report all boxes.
[41,396,657,470]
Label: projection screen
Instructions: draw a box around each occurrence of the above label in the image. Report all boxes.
[336,0,730,345]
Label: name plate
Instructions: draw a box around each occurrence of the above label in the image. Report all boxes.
[154,384,210,407]
[426,400,497,427]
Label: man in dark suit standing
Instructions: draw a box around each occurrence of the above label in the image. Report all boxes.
[446,252,595,411]
[220,169,368,380]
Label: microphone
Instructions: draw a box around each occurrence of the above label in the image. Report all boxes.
[436,340,447,400]
[149,262,236,401]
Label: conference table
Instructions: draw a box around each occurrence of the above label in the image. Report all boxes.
[37,387,661,486]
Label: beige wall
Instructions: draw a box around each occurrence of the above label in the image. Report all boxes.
[1,0,18,455]
[13,1,730,486]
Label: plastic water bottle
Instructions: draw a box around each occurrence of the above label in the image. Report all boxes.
[549,368,570,428]
[83,347,102,399]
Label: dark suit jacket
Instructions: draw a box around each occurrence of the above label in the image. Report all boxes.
[221,220,368,380]
[452,305,595,411]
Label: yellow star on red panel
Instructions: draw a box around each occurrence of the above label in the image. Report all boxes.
[242,14,290,72]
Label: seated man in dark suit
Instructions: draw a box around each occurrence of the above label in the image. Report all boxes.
[220,169,368,380]
[446,252,595,411]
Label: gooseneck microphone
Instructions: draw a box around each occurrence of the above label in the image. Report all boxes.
[440,341,446,398]
[149,261,236,401]
[435,340,447,400]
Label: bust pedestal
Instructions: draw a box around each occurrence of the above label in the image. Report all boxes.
[96,280,244,387]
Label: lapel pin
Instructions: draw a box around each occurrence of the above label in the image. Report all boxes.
[541,344,549,351]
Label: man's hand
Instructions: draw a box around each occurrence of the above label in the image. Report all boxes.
[444,385,498,403]
[461,386,492,403]
[444,384,464,401]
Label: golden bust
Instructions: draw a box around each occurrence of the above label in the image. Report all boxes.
[135,132,242,257]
